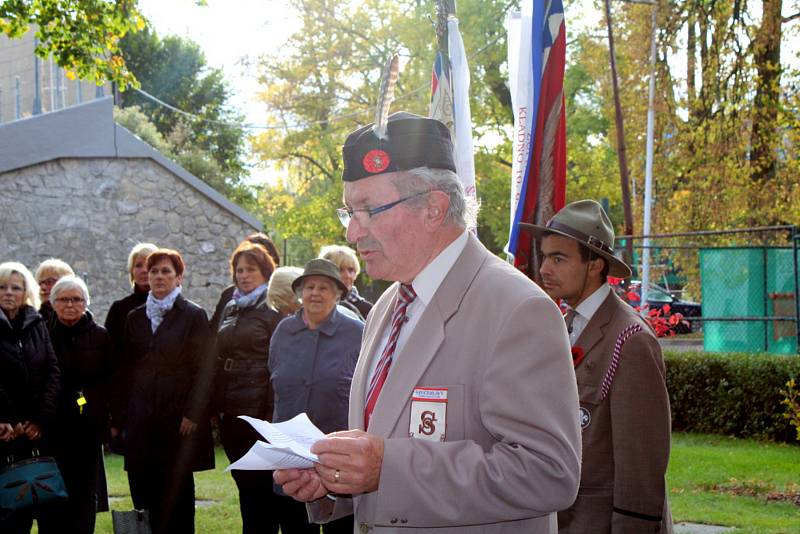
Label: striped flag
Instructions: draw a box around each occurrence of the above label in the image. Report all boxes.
[430,51,455,134]
[506,0,567,273]
[430,17,477,208]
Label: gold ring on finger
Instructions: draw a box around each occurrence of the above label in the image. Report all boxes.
[334,469,341,483]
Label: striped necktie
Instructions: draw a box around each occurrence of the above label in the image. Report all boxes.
[564,309,576,335]
[364,283,417,429]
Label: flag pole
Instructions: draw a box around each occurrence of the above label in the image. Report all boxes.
[604,0,635,269]
[641,1,658,307]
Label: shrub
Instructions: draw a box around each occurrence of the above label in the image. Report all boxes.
[665,351,800,443]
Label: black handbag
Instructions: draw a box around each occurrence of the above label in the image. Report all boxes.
[0,449,68,519]
[112,509,153,534]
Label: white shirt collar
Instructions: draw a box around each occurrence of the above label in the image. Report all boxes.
[410,231,469,306]
[573,284,611,324]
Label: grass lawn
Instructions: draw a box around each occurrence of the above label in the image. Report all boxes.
[31,433,800,533]
[669,432,800,533]
[32,448,246,533]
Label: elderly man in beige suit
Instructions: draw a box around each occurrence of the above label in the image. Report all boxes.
[274,112,582,533]
[522,200,673,533]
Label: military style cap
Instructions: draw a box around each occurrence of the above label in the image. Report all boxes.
[341,112,456,182]
[519,199,632,278]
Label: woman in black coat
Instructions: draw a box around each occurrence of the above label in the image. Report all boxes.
[114,249,214,534]
[0,262,60,533]
[214,241,282,534]
[37,276,111,534]
[105,243,157,450]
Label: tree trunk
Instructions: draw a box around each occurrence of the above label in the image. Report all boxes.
[750,0,782,190]
[687,9,696,105]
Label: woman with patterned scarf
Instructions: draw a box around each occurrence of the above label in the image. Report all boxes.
[212,241,282,534]
[115,248,215,534]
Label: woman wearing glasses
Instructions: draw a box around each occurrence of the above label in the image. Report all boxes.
[0,261,60,533]
[38,276,112,534]
[34,258,75,327]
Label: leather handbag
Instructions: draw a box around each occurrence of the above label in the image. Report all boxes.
[0,450,68,519]
[112,509,153,534]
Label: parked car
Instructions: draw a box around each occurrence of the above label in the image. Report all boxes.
[613,280,702,334]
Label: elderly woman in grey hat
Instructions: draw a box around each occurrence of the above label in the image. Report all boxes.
[267,259,363,534]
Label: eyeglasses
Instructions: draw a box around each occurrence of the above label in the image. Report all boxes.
[336,191,429,228]
[38,277,59,287]
[54,297,85,306]
[0,284,24,294]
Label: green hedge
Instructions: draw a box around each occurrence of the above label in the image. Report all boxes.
[664,351,800,443]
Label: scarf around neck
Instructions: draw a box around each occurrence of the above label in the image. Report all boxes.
[233,283,268,309]
[146,286,182,332]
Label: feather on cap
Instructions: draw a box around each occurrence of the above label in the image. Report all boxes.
[372,54,399,140]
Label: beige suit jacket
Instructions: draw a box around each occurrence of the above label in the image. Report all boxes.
[311,233,581,533]
[557,291,673,534]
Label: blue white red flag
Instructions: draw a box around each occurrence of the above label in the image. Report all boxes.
[506,0,567,272]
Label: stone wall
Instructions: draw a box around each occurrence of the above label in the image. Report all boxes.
[0,157,259,321]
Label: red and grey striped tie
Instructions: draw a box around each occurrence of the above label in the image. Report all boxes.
[364,283,417,429]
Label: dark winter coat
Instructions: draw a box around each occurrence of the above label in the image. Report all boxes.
[105,285,148,428]
[46,311,112,453]
[105,286,149,357]
[209,285,235,335]
[214,290,281,420]
[119,295,215,473]
[0,305,60,459]
[345,287,373,319]
[39,300,57,330]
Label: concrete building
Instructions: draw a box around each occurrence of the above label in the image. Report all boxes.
[0,30,110,124]
[0,97,262,320]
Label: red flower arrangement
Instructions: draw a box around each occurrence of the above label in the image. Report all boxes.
[608,279,689,337]
[571,346,586,367]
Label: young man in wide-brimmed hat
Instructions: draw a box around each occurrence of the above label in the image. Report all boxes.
[521,199,673,534]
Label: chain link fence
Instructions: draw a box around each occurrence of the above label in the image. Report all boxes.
[618,226,799,354]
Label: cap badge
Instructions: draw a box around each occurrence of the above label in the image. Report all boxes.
[363,149,391,174]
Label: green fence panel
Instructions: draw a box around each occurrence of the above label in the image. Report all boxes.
[700,247,798,354]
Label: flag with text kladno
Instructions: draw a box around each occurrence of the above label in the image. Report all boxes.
[506,0,567,275]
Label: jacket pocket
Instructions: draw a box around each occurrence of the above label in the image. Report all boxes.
[408,384,464,442]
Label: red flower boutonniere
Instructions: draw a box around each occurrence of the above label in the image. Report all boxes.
[571,346,586,368]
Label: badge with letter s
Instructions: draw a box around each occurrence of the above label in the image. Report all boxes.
[409,387,447,442]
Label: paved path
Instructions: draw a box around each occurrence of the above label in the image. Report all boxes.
[674,522,735,533]
[659,337,704,352]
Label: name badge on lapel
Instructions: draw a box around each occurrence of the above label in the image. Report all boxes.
[409,387,447,442]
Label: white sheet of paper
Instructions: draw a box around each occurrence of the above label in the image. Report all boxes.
[227,413,327,471]
[238,413,326,460]
[226,441,315,471]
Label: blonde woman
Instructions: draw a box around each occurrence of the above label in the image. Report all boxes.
[0,262,60,532]
[105,243,156,454]
[266,266,304,317]
[318,244,373,318]
[34,258,75,326]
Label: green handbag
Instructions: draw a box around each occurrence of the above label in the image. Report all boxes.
[0,451,68,520]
